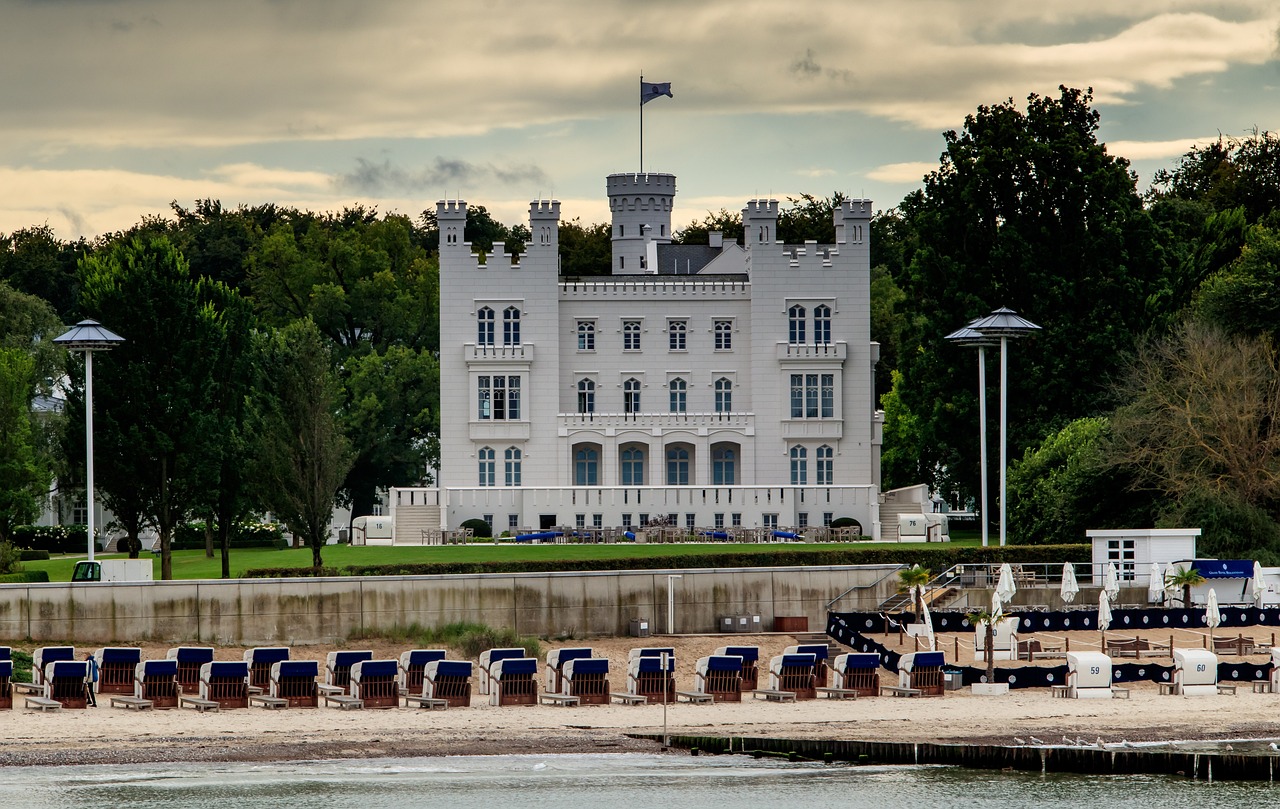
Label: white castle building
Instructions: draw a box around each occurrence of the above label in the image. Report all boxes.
[391,172,884,540]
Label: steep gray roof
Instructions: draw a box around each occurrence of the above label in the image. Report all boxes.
[655,244,727,275]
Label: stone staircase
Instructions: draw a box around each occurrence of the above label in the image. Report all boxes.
[391,504,442,545]
[794,632,844,657]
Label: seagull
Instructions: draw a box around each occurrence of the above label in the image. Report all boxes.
[1096,737,1106,748]
[1029,736,1044,745]
[1077,737,1090,747]
[1013,737,1027,745]
[1063,735,1076,745]
[1268,742,1279,752]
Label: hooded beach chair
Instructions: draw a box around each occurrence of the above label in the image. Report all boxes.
[769,653,818,699]
[268,660,319,707]
[974,617,1019,661]
[897,651,945,696]
[200,661,250,709]
[714,646,760,689]
[166,647,214,693]
[695,654,743,702]
[325,650,374,694]
[45,660,90,708]
[0,659,12,709]
[561,657,610,704]
[350,660,399,708]
[1065,652,1114,699]
[1271,648,1280,692]
[1172,649,1219,696]
[546,647,594,693]
[627,648,675,702]
[488,657,538,706]
[399,649,447,694]
[134,659,179,708]
[32,646,75,687]
[832,652,881,697]
[478,648,527,695]
[423,659,474,707]
[93,647,142,694]
[783,644,831,687]
[243,647,290,692]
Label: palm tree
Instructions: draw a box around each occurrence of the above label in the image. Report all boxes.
[1166,565,1206,607]
[898,565,931,623]
[967,608,998,685]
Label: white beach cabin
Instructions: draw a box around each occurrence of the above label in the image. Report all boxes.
[1172,648,1218,696]
[1065,651,1114,699]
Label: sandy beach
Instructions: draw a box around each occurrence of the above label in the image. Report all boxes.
[3,630,1279,767]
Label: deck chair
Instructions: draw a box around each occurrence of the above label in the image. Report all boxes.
[897,651,945,696]
[783,644,830,687]
[1065,652,1115,699]
[200,661,249,709]
[166,647,214,693]
[325,651,374,695]
[478,648,527,695]
[695,655,742,702]
[546,647,594,693]
[93,647,142,695]
[350,660,399,709]
[32,646,75,687]
[831,652,881,697]
[243,647,290,692]
[399,649,447,694]
[561,658,610,704]
[714,646,760,689]
[768,653,818,699]
[45,660,90,708]
[1172,649,1219,696]
[423,659,473,707]
[627,650,675,702]
[270,660,319,707]
[135,660,179,708]
[0,659,11,709]
[488,657,538,706]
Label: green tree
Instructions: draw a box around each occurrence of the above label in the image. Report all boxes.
[897,565,931,623]
[1195,223,1280,341]
[0,349,49,543]
[1164,565,1206,608]
[879,370,925,491]
[250,320,354,568]
[558,218,612,276]
[1148,130,1280,224]
[0,225,86,320]
[673,208,743,245]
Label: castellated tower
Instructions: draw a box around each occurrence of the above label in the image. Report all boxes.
[607,172,675,274]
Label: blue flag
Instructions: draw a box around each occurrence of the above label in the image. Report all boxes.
[641,81,673,105]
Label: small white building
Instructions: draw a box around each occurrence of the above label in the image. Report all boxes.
[1087,528,1200,584]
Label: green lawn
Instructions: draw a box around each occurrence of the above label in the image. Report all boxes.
[22,537,981,581]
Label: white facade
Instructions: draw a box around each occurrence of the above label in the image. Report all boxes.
[1087,528,1201,584]
[435,174,883,536]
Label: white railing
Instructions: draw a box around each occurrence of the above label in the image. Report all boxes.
[558,411,753,432]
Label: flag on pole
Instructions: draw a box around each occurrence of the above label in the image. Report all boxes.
[641,81,673,105]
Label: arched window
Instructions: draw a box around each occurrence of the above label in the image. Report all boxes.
[477,307,494,347]
[623,320,641,351]
[577,321,595,351]
[814,304,831,345]
[478,447,495,487]
[668,377,687,413]
[574,445,599,486]
[577,378,595,414]
[504,446,522,487]
[714,320,732,350]
[624,378,642,413]
[668,320,686,351]
[620,446,645,486]
[790,446,808,486]
[666,445,690,485]
[788,305,806,345]
[714,378,732,413]
[503,306,521,346]
[816,444,833,485]
[712,444,736,486]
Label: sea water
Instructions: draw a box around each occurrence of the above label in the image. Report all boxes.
[0,753,1270,808]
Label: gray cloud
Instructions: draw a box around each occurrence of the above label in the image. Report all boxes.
[335,157,548,195]
[788,48,853,84]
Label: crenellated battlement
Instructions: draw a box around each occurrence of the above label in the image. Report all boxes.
[529,199,561,219]
[788,241,834,270]
[836,199,872,219]
[743,199,780,217]
[436,199,467,219]
[606,172,677,192]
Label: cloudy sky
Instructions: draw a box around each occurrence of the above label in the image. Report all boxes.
[3,0,1278,239]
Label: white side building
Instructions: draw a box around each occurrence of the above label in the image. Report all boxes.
[415,172,884,537]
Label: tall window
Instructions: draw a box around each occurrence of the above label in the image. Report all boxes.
[816,444,833,485]
[821,373,834,417]
[624,378,642,413]
[504,446,522,486]
[621,446,645,485]
[503,306,521,346]
[712,445,736,485]
[668,377,687,413]
[666,446,690,485]
[577,321,595,351]
[577,379,595,414]
[790,446,808,485]
[814,305,831,345]
[714,320,732,350]
[714,377,732,413]
[668,320,687,350]
[477,307,494,346]
[789,374,833,419]
[788,305,806,345]
[478,375,520,420]
[623,320,641,351]
[574,446,599,486]
[478,447,496,486]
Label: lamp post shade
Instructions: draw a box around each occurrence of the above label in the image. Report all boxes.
[943,324,998,347]
[53,319,126,351]
[968,307,1042,339]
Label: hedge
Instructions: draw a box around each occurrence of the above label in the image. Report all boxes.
[10,525,88,554]
[173,521,287,551]
[18,550,49,561]
[0,571,50,583]
[244,544,1090,579]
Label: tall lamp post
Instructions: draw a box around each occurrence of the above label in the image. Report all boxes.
[944,324,998,547]
[54,319,125,562]
[968,307,1040,547]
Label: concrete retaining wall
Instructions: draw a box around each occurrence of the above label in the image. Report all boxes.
[0,565,902,645]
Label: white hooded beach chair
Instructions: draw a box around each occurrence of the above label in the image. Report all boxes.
[134,659,180,708]
[832,652,881,697]
[714,646,760,689]
[695,654,742,702]
[93,647,142,695]
[769,652,817,699]
[1065,652,1114,699]
[1172,649,1219,696]
[349,660,399,708]
[423,659,473,707]
[627,648,675,702]
[974,617,1018,661]
[399,649,447,694]
[897,651,945,696]
[488,657,538,706]
[325,650,374,694]
[479,648,527,695]
[545,647,594,693]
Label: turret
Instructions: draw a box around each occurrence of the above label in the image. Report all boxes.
[834,199,871,246]
[607,172,675,274]
[742,199,779,248]
[528,199,561,255]
[436,200,468,259]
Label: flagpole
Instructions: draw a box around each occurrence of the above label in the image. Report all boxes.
[639,73,644,173]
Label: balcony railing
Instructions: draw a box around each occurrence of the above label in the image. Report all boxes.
[776,341,847,362]
[465,343,534,363]
[558,411,754,434]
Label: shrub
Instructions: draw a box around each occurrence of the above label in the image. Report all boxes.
[0,541,21,574]
[173,521,287,550]
[9,524,87,554]
[17,550,49,561]
[242,566,340,578]
[350,621,541,659]
[0,571,49,583]
[460,518,493,539]
[11,650,32,684]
